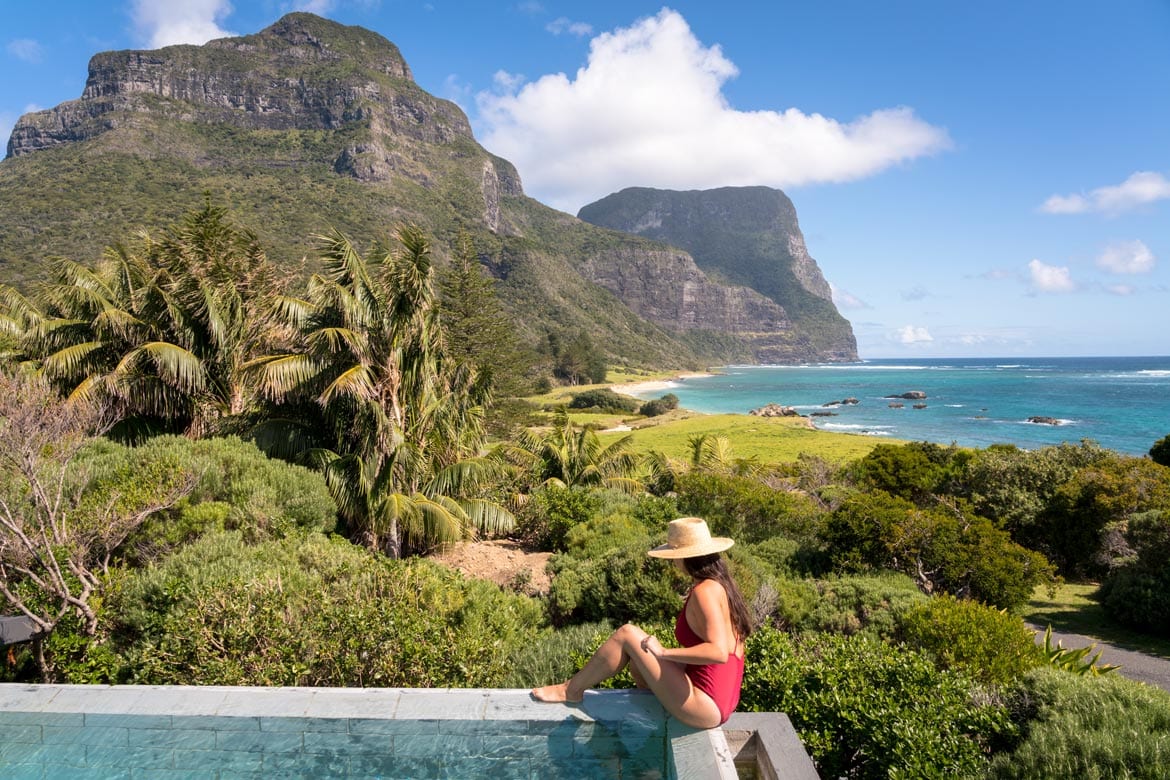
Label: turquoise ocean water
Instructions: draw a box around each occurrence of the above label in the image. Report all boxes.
[630,357,1170,456]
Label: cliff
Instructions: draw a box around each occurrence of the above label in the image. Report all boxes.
[0,13,853,367]
[579,187,858,362]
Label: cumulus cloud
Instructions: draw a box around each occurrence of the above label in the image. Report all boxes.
[131,0,235,49]
[1027,259,1076,293]
[830,284,869,309]
[896,325,933,344]
[477,8,951,212]
[547,17,593,37]
[6,39,44,63]
[1041,171,1170,215]
[1096,240,1155,275]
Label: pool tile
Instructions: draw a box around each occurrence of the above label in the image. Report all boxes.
[86,713,173,730]
[85,745,174,770]
[438,718,529,736]
[176,715,260,732]
[0,765,45,780]
[0,724,43,744]
[129,769,215,780]
[264,750,348,775]
[261,715,347,733]
[172,748,263,772]
[129,727,216,750]
[0,711,83,727]
[478,734,554,759]
[215,729,303,753]
[438,757,532,779]
[347,753,443,778]
[348,717,438,735]
[42,725,129,746]
[393,733,482,757]
[302,730,390,756]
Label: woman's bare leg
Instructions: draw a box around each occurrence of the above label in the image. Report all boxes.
[532,624,721,728]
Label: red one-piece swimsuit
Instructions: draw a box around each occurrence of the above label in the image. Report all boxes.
[674,589,744,725]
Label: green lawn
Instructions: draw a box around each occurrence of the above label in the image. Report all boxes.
[1022,582,1170,660]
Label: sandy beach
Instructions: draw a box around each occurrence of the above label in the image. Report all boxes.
[610,372,714,398]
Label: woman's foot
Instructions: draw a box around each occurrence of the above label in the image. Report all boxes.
[531,682,582,703]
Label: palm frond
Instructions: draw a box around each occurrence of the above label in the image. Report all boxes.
[119,342,206,393]
[245,354,320,398]
[320,363,377,406]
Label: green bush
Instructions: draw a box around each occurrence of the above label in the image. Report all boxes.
[566,388,638,413]
[638,393,679,418]
[513,485,604,551]
[547,541,687,627]
[799,572,927,638]
[896,595,1043,684]
[991,667,1170,778]
[99,531,544,687]
[675,471,825,546]
[1151,434,1170,468]
[500,620,615,688]
[742,627,1014,779]
[1098,510,1170,636]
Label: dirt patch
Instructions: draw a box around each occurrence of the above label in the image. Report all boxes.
[429,539,553,596]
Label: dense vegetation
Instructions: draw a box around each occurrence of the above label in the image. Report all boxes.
[2,206,1169,778]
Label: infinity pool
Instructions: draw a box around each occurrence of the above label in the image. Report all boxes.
[0,684,737,779]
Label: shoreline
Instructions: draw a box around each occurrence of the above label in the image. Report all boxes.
[609,372,714,399]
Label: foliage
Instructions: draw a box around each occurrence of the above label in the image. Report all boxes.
[511,485,603,552]
[101,531,543,687]
[990,667,1170,778]
[248,225,511,557]
[822,491,1055,611]
[496,411,645,498]
[74,435,337,562]
[674,470,824,547]
[1098,509,1170,636]
[0,371,195,680]
[847,442,964,504]
[566,387,639,413]
[1038,454,1170,577]
[0,201,278,440]
[741,627,1015,779]
[546,332,607,385]
[1036,626,1120,676]
[547,540,688,627]
[799,572,927,638]
[638,393,679,418]
[1150,434,1170,467]
[499,620,615,688]
[896,595,1043,684]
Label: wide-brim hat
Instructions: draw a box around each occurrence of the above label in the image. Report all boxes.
[647,517,734,559]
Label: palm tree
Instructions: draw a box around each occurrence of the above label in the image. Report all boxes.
[496,410,647,496]
[247,224,511,557]
[0,202,276,439]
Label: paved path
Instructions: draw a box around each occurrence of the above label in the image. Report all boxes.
[1029,623,1170,692]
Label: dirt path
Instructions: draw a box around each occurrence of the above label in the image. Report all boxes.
[1030,623,1170,692]
[429,539,553,596]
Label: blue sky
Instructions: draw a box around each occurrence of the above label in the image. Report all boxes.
[2,1,1168,359]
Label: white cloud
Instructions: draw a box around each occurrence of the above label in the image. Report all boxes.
[1041,171,1170,215]
[547,17,593,37]
[6,39,43,63]
[292,0,336,14]
[476,8,951,213]
[493,70,526,93]
[1027,259,1076,293]
[131,0,235,49]
[896,325,933,344]
[1106,284,1135,296]
[1096,240,1155,275]
[830,283,868,309]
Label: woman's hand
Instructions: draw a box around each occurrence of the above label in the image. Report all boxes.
[639,634,665,659]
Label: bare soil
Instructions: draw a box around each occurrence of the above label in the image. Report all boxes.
[429,539,553,596]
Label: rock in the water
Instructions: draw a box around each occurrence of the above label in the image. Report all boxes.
[885,391,927,400]
[749,403,802,418]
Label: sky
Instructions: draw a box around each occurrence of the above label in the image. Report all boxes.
[2,1,1169,359]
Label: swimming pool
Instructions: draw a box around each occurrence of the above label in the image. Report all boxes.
[0,684,738,778]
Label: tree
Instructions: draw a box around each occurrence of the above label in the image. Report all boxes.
[437,231,531,398]
[0,202,277,439]
[1150,434,1170,468]
[247,225,511,557]
[0,371,194,680]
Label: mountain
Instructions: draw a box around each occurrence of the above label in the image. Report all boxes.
[0,12,853,368]
[578,187,858,362]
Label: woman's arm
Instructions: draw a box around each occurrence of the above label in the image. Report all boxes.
[640,580,736,665]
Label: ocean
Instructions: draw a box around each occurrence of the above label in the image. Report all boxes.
[628,357,1170,456]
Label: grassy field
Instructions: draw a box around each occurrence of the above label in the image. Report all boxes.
[1022,582,1170,660]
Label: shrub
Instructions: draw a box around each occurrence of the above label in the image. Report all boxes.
[499,621,614,688]
[847,442,962,504]
[896,595,1043,685]
[742,628,1015,779]
[991,667,1170,778]
[566,388,639,413]
[547,541,687,627]
[513,485,604,551]
[1151,434,1170,468]
[1098,509,1170,636]
[100,531,544,687]
[799,572,927,638]
[675,471,825,546]
[638,393,679,417]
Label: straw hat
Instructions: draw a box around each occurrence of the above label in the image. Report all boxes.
[647,517,734,559]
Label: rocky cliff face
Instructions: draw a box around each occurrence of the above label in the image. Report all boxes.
[578,187,859,362]
[6,14,523,199]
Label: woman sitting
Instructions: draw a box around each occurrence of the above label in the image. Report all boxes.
[533,517,752,728]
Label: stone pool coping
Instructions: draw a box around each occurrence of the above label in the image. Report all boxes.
[0,684,740,778]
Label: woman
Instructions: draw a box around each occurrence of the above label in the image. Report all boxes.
[532,517,752,728]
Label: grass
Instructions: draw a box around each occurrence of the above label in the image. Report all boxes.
[598,412,895,464]
[1022,582,1170,660]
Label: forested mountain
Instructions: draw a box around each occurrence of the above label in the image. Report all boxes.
[0,12,854,366]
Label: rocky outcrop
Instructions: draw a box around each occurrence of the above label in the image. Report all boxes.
[749,403,803,418]
[578,186,858,363]
[886,391,927,400]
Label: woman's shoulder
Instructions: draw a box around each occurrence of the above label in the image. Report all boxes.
[691,577,728,603]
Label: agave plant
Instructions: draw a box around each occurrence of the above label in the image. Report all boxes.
[1039,625,1121,676]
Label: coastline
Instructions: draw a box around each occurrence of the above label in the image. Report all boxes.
[609,372,715,399]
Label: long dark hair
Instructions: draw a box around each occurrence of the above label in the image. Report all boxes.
[682,553,754,641]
